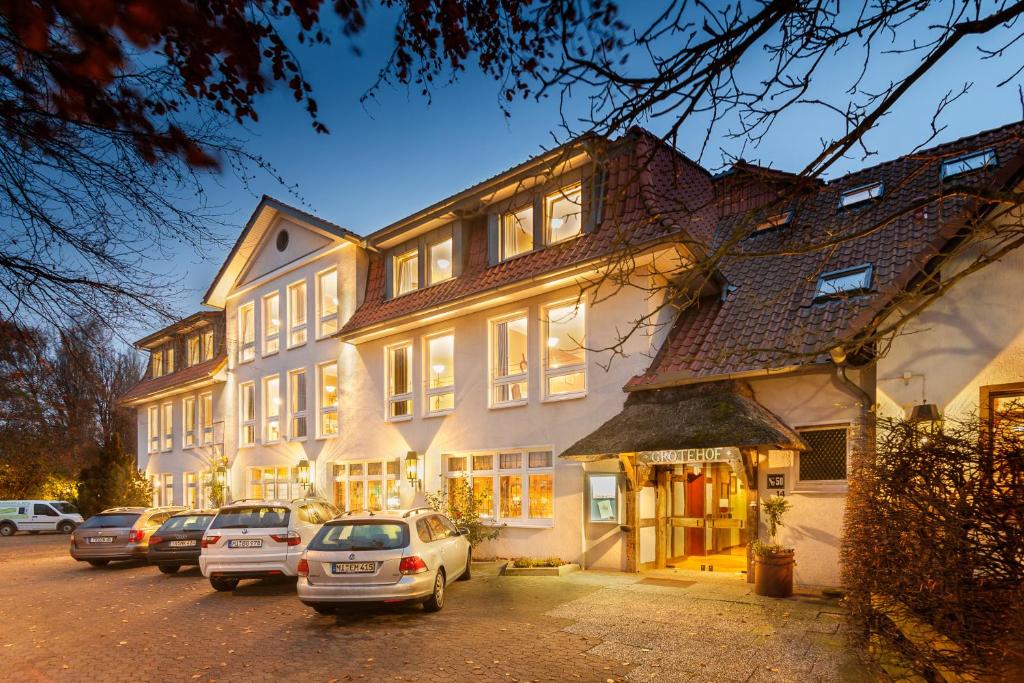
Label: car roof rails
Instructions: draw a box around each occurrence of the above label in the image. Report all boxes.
[401,507,434,518]
[339,508,378,516]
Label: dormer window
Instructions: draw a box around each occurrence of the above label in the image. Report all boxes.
[186,335,200,366]
[152,350,164,378]
[165,346,174,374]
[941,148,997,179]
[546,184,583,244]
[839,182,883,208]
[428,237,453,285]
[394,248,419,296]
[500,206,534,261]
[201,329,215,360]
[814,264,872,301]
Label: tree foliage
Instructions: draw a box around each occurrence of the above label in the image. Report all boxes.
[77,433,152,517]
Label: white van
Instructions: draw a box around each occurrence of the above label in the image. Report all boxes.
[0,500,83,536]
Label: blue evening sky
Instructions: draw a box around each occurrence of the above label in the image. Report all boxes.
[163,3,1024,324]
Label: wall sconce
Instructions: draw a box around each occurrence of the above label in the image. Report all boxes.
[214,464,227,487]
[405,451,422,490]
[297,458,312,493]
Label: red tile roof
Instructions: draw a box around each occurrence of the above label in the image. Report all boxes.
[340,129,716,336]
[627,122,1024,389]
[119,354,226,405]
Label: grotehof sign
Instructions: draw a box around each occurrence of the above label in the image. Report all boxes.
[638,447,742,465]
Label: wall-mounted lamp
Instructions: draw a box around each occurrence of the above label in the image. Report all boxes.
[297,458,312,493]
[214,464,227,487]
[405,451,422,490]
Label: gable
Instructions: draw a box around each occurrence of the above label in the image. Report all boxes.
[236,216,335,288]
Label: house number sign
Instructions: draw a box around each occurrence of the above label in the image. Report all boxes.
[766,474,785,489]
[638,447,741,464]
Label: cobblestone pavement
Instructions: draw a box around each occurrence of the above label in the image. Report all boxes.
[1,535,871,682]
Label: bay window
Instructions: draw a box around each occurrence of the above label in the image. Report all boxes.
[289,369,307,439]
[288,280,307,347]
[263,292,280,355]
[543,302,586,398]
[183,396,196,448]
[491,314,528,406]
[428,237,453,285]
[386,342,413,419]
[425,334,454,415]
[317,269,339,337]
[394,249,419,296]
[199,392,214,445]
[148,406,160,453]
[318,362,339,436]
[161,402,173,451]
[546,184,583,244]
[264,375,281,442]
[445,449,553,525]
[238,302,255,362]
[500,206,533,261]
[240,382,256,446]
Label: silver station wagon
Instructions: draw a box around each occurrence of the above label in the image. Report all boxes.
[297,508,471,614]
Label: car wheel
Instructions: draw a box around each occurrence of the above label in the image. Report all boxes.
[158,564,180,575]
[311,603,336,615]
[58,521,75,534]
[423,569,446,612]
[457,549,472,581]
[87,560,109,567]
[210,577,239,592]
[0,522,15,537]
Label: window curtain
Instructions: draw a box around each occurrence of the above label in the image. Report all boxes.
[496,322,509,377]
[397,256,417,293]
[393,348,408,394]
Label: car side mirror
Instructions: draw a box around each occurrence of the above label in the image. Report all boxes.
[456,527,469,537]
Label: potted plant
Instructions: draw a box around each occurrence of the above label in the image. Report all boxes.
[752,495,795,597]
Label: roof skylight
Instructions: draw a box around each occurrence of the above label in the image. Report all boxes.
[755,211,793,232]
[941,148,997,180]
[814,264,873,301]
[838,182,883,208]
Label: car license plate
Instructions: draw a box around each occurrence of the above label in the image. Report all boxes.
[227,539,263,549]
[88,537,114,544]
[169,540,196,548]
[333,562,376,574]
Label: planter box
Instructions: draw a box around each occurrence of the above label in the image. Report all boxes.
[502,562,580,577]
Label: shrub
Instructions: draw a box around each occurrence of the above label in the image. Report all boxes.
[77,434,151,517]
[511,557,564,568]
[426,482,502,547]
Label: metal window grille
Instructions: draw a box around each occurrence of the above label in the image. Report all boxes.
[799,428,848,481]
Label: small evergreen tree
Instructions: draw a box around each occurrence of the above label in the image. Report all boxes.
[77,434,151,517]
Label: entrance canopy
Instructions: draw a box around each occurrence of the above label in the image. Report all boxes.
[559,380,807,461]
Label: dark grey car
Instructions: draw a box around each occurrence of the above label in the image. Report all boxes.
[147,510,217,573]
[70,506,185,566]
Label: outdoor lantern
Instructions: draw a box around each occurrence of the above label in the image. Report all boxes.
[297,459,311,490]
[909,402,943,439]
[405,451,420,489]
[214,464,227,487]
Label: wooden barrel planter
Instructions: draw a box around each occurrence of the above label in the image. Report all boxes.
[753,549,795,597]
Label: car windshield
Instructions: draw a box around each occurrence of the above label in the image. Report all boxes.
[51,502,78,514]
[210,506,290,529]
[79,513,140,529]
[159,514,214,533]
[310,522,409,551]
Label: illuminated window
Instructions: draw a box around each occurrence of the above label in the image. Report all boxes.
[394,249,419,296]
[942,148,996,180]
[148,406,160,453]
[331,460,401,511]
[491,314,528,406]
[264,375,281,442]
[184,472,202,509]
[238,302,255,362]
[444,449,553,524]
[183,396,196,448]
[386,342,413,420]
[263,291,280,355]
[288,280,307,347]
[165,346,174,374]
[240,381,256,446]
[161,402,173,451]
[500,206,533,260]
[425,334,454,415]
[290,369,307,439]
[543,302,586,399]
[151,349,163,378]
[546,184,583,244]
[199,392,214,445]
[814,264,872,301]
[186,336,200,367]
[156,473,174,507]
[202,329,215,360]
[318,362,339,436]
[428,237,453,285]
[317,269,339,337]
[249,466,298,500]
[839,182,883,208]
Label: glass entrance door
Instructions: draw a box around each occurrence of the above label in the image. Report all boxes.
[667,461,748,573]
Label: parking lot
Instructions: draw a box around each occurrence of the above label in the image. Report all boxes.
[0,534,870,682]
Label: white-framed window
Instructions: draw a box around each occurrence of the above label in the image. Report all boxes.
[186,335,200,367]
[838,182,883,208]
[500,205,534,261]
[238,302,255,363]
[386,342,413,420]
[288,280,307,347]
[331,460,401,511]
[147,406,160,454]
[587,473,619,523]
[289,368,308,440]
[796,426,849,483]
[264,374,281,442]
[444,449,554,525]
[155,473,174,507]
[184,472,202,509]
[161,402,173,451]
[263,291,281,355]
[545,184,583,244]
[249,466,300,500]
[814,264,872,301]
[240,381,256,446]
[151,349,164,378]
[490,313,528,406]
[199,392,214,445]
[394,248,419,296]
[941,148,996,179]
[428,237,453,285]
[318,361,339,437]
[202,329,215,361]
[425,333,454,415]
[543,301,586,399]
[183,396,196,448]
[316,268,339,338]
